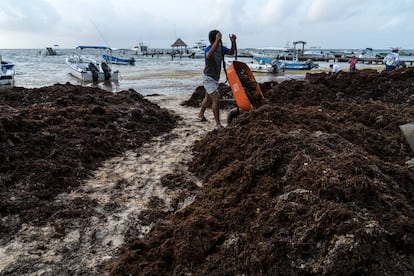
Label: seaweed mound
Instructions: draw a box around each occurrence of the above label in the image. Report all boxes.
[0,83,178,242]
[111,69,414,275]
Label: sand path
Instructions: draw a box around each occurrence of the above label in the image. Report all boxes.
[0,94,221,275]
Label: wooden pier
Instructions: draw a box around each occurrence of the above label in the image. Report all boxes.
[342,57,414,66]
[289,56,414,66]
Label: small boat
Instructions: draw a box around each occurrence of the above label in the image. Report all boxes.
[253,56,318,70]
[102,49,135,65]
[187,40,207,59]
[130,42,149,55]
[276,59,319,70]
[42,45,61,56]
[226,58,275,73]
[252,41,320,70]
[357,48,377,59]
[302,47,333,60]
[66,46,119,82]
[45,47,57,56]
[378,48,413,57]
[45,44,61,56]
[330,49,360,58]
[102,54,135,65]
[0,57,15,86]
[250,47,293,60]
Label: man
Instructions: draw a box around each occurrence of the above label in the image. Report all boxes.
[383,48,401,71]
[198,30,237,128]
[329,63,341,73]
[348,54,358,73]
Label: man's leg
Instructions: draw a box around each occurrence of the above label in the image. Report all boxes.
[210,91,222,127]
[198,89,211,120]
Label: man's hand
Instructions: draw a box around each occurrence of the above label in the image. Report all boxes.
[229,34,237,42]
[215,32,222,44]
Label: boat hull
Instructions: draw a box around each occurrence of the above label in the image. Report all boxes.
[69,69,120,82]
[0,62,15,85]
[226,59,274,73]
[102,54,135,65]
[66,56,119,82]
[254,56,319,70]
[277,61,318,70]
[248,63,274,73]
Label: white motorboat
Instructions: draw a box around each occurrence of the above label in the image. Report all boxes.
[0,57,15,86]
[226,58,275,73]
[45,45,60,56]
[187,40,207,59]
[66,46,119,82]
[130,42,149,55]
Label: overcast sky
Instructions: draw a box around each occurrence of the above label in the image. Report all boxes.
[0,0,413,50]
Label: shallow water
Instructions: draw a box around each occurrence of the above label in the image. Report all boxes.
[3,48,403,95]
[1,48,302,94]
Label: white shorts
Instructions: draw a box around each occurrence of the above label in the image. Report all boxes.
[202,75,219,94]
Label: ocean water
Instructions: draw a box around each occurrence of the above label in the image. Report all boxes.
[0,48,292,95]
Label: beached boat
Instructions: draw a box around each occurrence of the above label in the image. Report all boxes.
[66,46,119,82]
[0,58,15,85]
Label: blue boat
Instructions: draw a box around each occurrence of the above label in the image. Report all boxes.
[276,59,319,70]
[253,41,319,70]
[102,53,135,65]
[254,56,318,70]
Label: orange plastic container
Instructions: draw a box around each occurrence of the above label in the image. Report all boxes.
[226,60,264,111]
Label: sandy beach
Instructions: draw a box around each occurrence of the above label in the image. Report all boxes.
[1,67,414,275]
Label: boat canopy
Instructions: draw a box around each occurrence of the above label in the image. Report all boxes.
[76,46,111,50]
[256,47,290,51]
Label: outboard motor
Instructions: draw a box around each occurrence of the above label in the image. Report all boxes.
[271,59,285,73]
[101,62,111,80]
[88,62,99,82]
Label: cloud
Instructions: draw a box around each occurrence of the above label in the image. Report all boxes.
[0,0,60,32]
[258,0,298,25]
[378,16,403,31]
[1,0,414,49]
[195,0,245,29]
[305,0,362,22]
